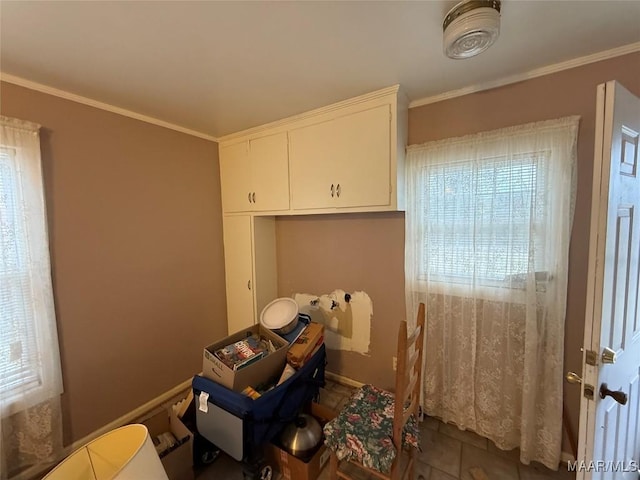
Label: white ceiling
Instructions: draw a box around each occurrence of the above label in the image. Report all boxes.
[1,1,639,139]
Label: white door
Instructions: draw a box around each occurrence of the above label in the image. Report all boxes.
[333,104,390,209]
[222,215,255,334]
[219,141,252,213]
[289,117,344,210]
[250,132,290,212]
[578,81,640,479]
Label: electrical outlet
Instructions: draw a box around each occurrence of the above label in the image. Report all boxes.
[392,356,397,371]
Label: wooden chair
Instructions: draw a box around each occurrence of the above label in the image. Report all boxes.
[323,303,426,480]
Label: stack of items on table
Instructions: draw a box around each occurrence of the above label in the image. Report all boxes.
[201,324,289,395]
[213,333,277,372]
[201,314,325,398]
[193,303,328,467]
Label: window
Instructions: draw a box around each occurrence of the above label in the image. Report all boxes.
[0,148,43,395]
[405,117,580,472]
[0,116,62,411]
[405,117,579,297]
[419,151,548,287]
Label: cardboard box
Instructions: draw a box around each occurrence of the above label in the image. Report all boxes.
[203,324,288,392]
[287,322,324,369]
[143,406,194,480]
[268,402,337,480]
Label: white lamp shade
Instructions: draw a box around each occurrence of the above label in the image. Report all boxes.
[43,424,169,480]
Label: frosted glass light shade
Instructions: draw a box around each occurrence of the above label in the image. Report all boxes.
[443,0,501,59]
[43,424,169,480]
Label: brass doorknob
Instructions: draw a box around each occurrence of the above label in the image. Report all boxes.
[602,347,616,364]
[599,384,627,405]
[565,372,582,384]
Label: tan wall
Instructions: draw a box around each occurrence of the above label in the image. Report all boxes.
[276,52,640,452]
[0,82,227,444]
[276,212,405,390]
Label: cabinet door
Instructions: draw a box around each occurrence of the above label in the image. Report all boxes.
[250,132,290,212]
[222,216,255,333]
[219,142,252,213]
[289,104,391,210]
[289,118,342,210]
[334,105,390,208]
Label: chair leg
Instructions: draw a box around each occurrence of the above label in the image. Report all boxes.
[408,447,416,480]
[390,457,399,480]
[329,451,339,480]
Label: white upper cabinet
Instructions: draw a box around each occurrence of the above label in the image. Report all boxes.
[250,132,290,212]
[219,141,251,213]
[217,85,407,216]
[289,104,391,210]
[219,132,289,213]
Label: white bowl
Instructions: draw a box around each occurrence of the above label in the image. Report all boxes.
[260,298,299,334]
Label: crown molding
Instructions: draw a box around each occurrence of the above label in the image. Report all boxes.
[409,42,640,109]
[4,40,636,140]
[0,73,218,142]
[218,84,400,143]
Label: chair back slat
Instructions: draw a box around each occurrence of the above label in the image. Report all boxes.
[403,372,418,404]
[406,324,422,349]
[407,349,419,375]
[402,396,419,425]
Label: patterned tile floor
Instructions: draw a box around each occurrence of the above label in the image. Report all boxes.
[195,379,577,480]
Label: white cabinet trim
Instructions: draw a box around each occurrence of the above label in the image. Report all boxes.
[218,85,402,144]
[218,85,407,216]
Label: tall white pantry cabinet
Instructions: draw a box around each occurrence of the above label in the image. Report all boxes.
[218,85,408,334]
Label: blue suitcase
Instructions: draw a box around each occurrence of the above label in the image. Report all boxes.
[192,343,326,476]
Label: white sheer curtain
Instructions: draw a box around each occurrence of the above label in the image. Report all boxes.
[405,116,579,469]
[0,116,63,479]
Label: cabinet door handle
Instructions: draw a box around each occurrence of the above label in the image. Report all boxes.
[252,192,256,203]
[331,184,335,197]
[247,280,251,290]
[336,184,341,197]
[248,192,252,203]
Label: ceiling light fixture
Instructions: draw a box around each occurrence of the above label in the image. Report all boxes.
[443,0,501,59]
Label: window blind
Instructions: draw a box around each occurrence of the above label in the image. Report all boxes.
[419,151,548,286]
[0,147,42,395]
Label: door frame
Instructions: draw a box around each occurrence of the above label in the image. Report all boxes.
[577,81,611,476]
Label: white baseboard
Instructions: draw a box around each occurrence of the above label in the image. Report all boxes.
[11,377,193,480]
[325,371,364,389]
[67,377,193,452]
